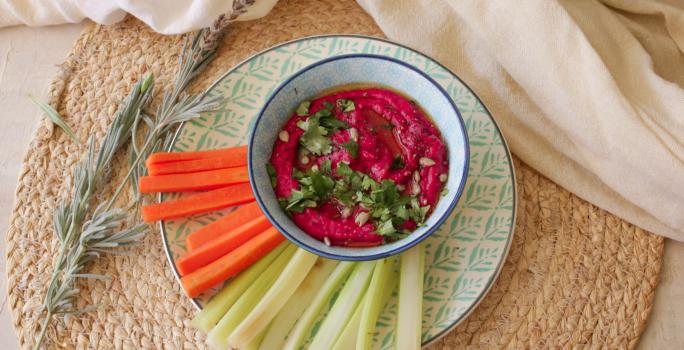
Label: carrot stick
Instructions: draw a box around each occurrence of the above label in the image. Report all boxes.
[181,226,285,298]
[186,202,264,251]
[148,156,247,176]
[146,145,248,166]
[176,215,272,276]
[141,183,254,222]
[138,166,249,193]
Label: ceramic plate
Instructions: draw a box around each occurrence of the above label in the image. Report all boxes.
[161,35,516,348]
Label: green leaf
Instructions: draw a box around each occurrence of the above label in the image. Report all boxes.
[336,99,355,112]
[297,118,332,155]
[341,140,359,159]
[319,117,349,131]
[266,163,277,188]
[296,101,311,116]
[320,159,332,175]
[309,171,335,198]
[30,95,81,144]
[390,156,404,170]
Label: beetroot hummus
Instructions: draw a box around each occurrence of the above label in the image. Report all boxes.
[268,87,448,247]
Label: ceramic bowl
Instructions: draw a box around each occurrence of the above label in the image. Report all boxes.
[248,54,469,260]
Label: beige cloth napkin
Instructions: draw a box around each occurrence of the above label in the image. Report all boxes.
[3,0,684,241]
[358,0,684,241]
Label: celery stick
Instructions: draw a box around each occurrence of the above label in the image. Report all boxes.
[207,244,297,349]
[309,261,376,350]
[397,244,425,350]
[190,242,289,332]
[357,257,395,349]
[333,260,398,350]
[228,249,319,349]
[331,292,366,350]
[282,261,356,350]
[244,329,266,350]
[258,258,339,350]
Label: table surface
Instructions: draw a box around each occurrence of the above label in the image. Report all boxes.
[0,23,682,349]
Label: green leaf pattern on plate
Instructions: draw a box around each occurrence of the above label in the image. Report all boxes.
[161,36,515,348]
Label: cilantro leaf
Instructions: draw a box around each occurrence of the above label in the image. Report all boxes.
[336,161,353,178]
[320,159,332,175]
[341,140,359,159]
[296,101,311,116]
[309,170,335,198]
[320,116,349,131]
[390,156,404,170]
[297,117,332,155]
[376,220,396,236]
[336,99,355,112]
[266,163,277,188]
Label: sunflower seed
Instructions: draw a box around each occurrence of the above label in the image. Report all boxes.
[355,212,370,226]
[341,207,352,218]
[439,173,448,182]
[349,127,359,142]
[412,182,421,195]
[419,157,436,166]
[300,155,310,165]
[278,130,289,142]
[413,171,421,182]
[324,237,331,246]
[397,184,406,191]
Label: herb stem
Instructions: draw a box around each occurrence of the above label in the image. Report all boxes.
[34,309,52,350]
[105,132,157,211]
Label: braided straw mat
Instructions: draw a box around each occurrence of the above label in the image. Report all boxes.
[5,0,665,349]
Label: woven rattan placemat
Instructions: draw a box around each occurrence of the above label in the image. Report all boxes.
[5,0,664,348]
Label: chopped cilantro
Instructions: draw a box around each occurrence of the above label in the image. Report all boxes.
[341,140,359,159]
[273,144,433,234]
[266,163,277,188]
[336,161,353,177]
[296,101,311,116]
[308,170,335,197]
[376,220,396,236]
[320,159,332,174]
[297,117,332,155]
[336,99,355,112]
[390,156,404,170]
[319,116,349,131]
[296,101,348,155]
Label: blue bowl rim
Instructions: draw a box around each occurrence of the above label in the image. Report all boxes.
[247,53,470,261]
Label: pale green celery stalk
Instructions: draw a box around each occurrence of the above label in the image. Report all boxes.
[357,256,396,349]
[333,260,398,350]
[282,261,356,350]
[207,244,297,349]
[243,330,266,350]
[228,249,319,349]
[396,243,425,350]
[190,242,289,332]
[331,291,367,350]
[308,261,376,350]
[258,258,339,350]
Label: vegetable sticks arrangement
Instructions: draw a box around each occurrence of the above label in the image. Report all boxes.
[142,145,426,349]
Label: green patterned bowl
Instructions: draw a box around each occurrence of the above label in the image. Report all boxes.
[161,35,516,348]
[248,54,469,261]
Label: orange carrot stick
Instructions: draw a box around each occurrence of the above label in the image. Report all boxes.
[138,166,249,193]
[146,145,248,166]
[141,183,254,222]
[148,156,247,176]
[186,202,264,251]
[176,215,272,276]
[180,226,285,297]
